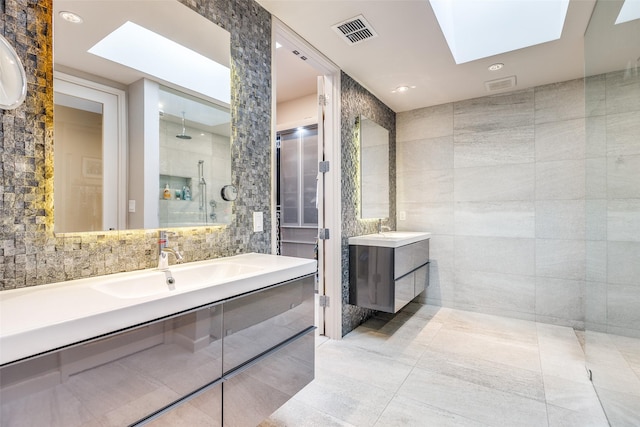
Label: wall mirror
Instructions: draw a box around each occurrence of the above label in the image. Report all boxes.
[53,0,232,232]
[358,115,390,219]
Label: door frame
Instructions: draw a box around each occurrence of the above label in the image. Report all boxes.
[271,19,342,339]
[53,71,128,231]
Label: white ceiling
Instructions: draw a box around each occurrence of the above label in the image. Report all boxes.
[262,0,602,112]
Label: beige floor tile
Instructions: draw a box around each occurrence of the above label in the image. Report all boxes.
[427,327,542,372]
[397,366,548,427]
[291,369,394,426]
[315,340,414,391]
[546,404,609,427]
[585,331,631,369]
[596,387,640,426]
[443,309,539,345]
[543,374,605,417]
[340,327,430,366]
[417,348,545,401]
[260,398,355,427]
[374,395,490,427]
[269,305,640,426]
[590,364,640,397]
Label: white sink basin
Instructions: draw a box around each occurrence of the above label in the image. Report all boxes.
[92,270,169,299]
[169,261,265,287]
[92,262,265,299]
[348,231,431,248]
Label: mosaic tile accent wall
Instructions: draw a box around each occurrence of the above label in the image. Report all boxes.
[0,0,272,290]
[340,71,396,335]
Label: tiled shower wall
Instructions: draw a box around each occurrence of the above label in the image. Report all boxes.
[0,0,272,290]
[397,74,639,334]
[397,79,589,328]
[341,72,396,335]
[585,70,640,338]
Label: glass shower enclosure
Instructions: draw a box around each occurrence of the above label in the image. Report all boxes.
[584,0,640,424]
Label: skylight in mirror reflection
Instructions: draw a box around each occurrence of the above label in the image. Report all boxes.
[616,0,640,24]
[429,0,570,64]
[89,21,230,104]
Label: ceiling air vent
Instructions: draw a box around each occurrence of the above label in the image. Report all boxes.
[332,15,378,45]
[485,76,517,92]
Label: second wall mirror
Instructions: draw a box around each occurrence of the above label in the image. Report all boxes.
[358,115,390,219]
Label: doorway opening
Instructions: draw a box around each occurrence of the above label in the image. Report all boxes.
[272,19,342,339]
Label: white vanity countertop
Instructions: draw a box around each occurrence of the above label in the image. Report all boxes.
[0,253,316,365]
[348,231,431,248]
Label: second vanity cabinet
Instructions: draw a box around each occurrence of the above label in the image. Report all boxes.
[0,274,315,427]
[349,234,430,313]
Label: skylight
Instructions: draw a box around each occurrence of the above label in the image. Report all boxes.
[616,0,640,25]
[429,0,570,64]
[89,21,230,104]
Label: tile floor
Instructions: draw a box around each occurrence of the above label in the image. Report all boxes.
[585,331,640,426]
[261,303,640,427]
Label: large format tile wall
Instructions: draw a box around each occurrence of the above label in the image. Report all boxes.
[585,70,640,338]
[341,72,396,335]
[397,79,588,328]
[397,74,639,335]
[0,0,272,290]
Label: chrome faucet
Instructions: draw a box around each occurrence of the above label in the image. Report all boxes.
[157,231,183,270]
[377,219,391,234]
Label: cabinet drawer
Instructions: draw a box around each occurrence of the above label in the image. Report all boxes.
[414,262,430,297]
[223,329,315,427]
[1,303,223,427]
[223,275,314,373]
[394,239,430,279]
[140,382,222,426]
[394,274,415,313]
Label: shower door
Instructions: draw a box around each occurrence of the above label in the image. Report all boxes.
[584,1,640,424]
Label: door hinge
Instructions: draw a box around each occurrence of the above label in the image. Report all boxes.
[319,295,330,307]
[319,161,330,173]
[318,94,328,106]
[318,228,330,240]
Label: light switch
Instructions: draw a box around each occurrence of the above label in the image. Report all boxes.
[399,211,406,221]
[128,200,136,213]
[253,211,264,232]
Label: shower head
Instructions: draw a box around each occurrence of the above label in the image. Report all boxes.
[176,112,192,140]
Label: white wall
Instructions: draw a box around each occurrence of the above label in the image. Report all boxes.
[276,93,317,129]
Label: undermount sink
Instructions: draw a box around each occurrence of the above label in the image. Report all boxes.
[92,261,266,299]
[348,231,431,248]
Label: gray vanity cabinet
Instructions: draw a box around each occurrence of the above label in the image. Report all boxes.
[0,302,224,426]
[0,274,315,427]
[224,329,314,426]
[349,239,430,313]
[222,275,314,373]
[222,275,315,426]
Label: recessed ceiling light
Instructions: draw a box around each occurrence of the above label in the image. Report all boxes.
[392,85,416,93]
[488,63,504,71]
[59,11,83,24]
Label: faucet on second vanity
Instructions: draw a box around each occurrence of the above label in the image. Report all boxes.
[377,219,391,234]
[157,230,184,271]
